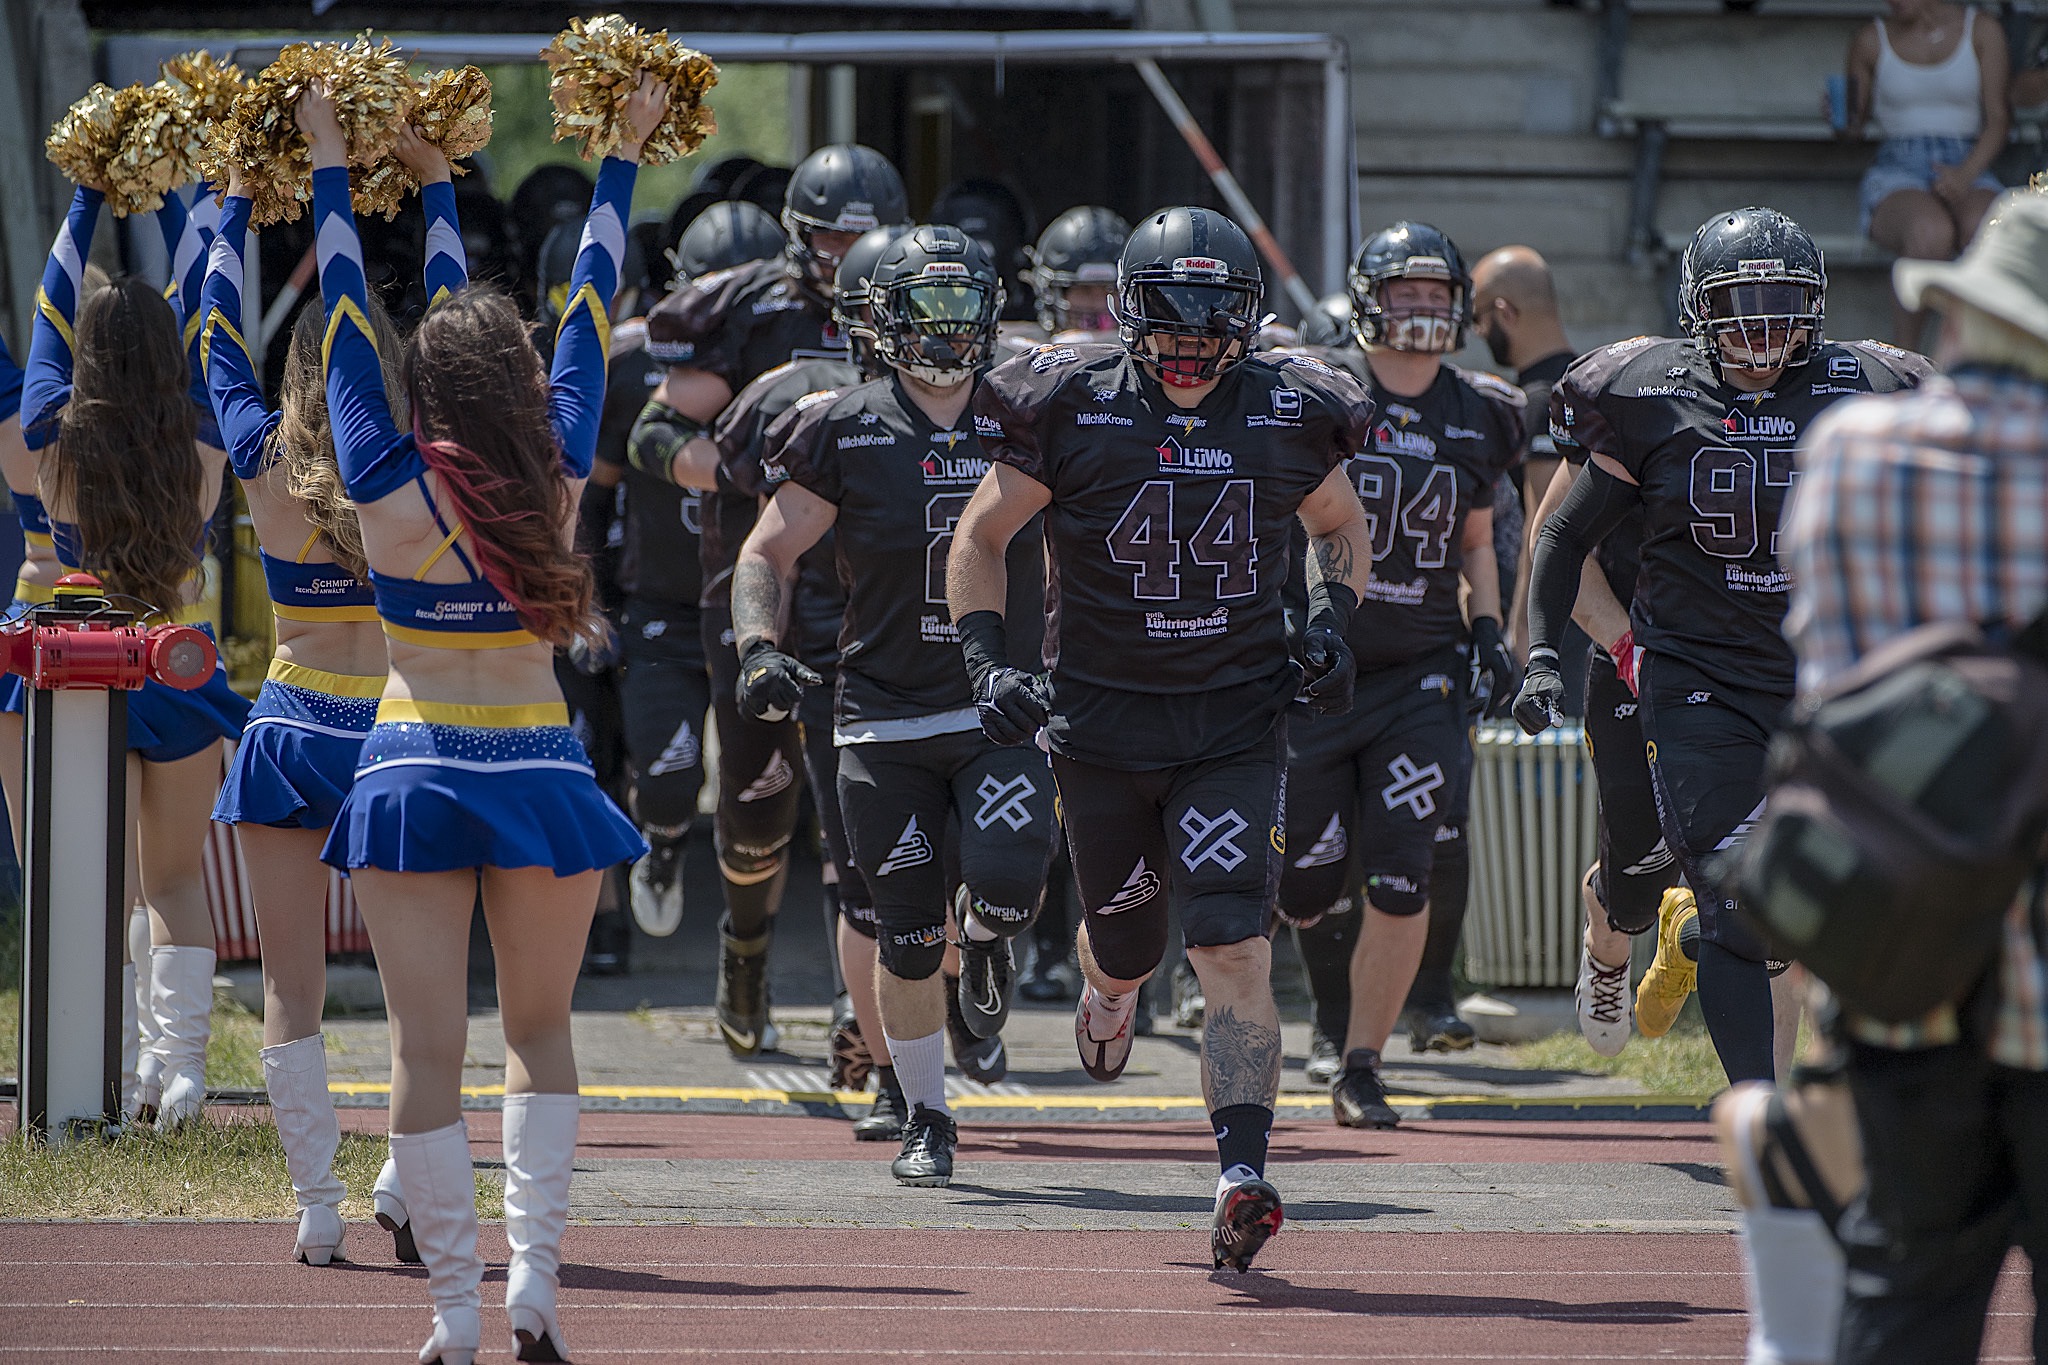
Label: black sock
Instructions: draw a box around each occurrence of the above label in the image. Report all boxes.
[819,879,845,996]
[1697,940,1774,1083]
[1211,1103,1273,1179]
[876,1064,900,1098]
[1293,903,1356,1045]
[1407,842,1470,1012]
[719,851,788,941]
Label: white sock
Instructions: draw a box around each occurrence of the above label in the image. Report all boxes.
[882,1030,949,1115]
[960,913,998,943]
[1086,988,1136,1041]
[1215,1163,1259,1199]
[1739,1205,1843,1365]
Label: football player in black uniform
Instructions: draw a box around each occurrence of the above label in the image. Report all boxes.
[636,145,908,1057]
[949,207,1377,1271]
[735,226,1056,1189]
[1277,223,1526,1128]
[609,210,784,945]
[701,226,912,1137]
[1516,208,1932,1083]
[1003,206,1130,357]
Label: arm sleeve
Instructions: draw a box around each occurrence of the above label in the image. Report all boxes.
[1527,460,1641,659]
[973,355,1053,486]
[199,194,282,480]
[22,185,103,450]
[547,156,638,478]
[420,179,470,310]
[314,164,419,503]
[630,396,715,488]
[162,189,223,449]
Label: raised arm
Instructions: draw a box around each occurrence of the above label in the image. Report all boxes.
[199,178,281,481]
[392,128,469,309]
[21,183,104,449]
[304,90,413,503]
[548,74,663,478]
[162,186,223,449]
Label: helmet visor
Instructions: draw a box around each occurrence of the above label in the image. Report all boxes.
[1135,282,1256,332]
[899,280,993,333]
[1706,281,1817,321]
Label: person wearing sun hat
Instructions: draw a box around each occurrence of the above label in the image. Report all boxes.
[1772,184,2048,1364]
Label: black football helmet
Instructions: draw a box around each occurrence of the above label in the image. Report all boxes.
[1116,206,1264,387]
[1679,206,1827,376]
[667,200,785,285]
[833,224,912,376]
[1348,222,1469,354]
[1295,291,1353,348]
[865,224,1003,387]
[536,219,647,334]
[1024,206,1130,336]
[782,145,909,298]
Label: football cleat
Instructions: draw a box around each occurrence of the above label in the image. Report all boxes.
[1211,1176,1285,1272]
[1331,1052,1400,1129]
[1402,1006,1476,1054]
[627,837,685,938]
[853,1084,908,1142]
[1305,1032,1343,1087]
[946,988,1009,1083]
[829,1004,873,1093]
[1073,984,1136,1083]
[954,903,1015,1040]
[1576,943,1635,1057]
[891,1105,957,1186]
[1636,887,1700,1039]
[716,920,774,1057]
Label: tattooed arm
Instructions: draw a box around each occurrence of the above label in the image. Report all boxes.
[731,481,837,653]
[1297,465,1373,602]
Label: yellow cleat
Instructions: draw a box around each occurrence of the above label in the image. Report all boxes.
[1635,886,1700,1038]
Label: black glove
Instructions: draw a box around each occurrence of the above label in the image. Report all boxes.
[1511,646,1567,736]
[566,617,622,677]
[736,639,819,722]
[975,667,1052,747]
[1300,579,1357,716]
[1470,616,1522,721]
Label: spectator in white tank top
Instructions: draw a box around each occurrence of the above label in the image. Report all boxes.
[1838,0,2008,349]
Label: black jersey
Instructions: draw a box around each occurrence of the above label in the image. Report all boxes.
[976,342,1373,767]
[646,256,851,610]
[765,375,1045,727]
[1286,349,1524,669]
[1551,334,1932,692]
[717,356,863,668]
[595,324,701,608]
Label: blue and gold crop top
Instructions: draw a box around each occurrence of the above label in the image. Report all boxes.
[313,156,634,648]
[201,180,471,628]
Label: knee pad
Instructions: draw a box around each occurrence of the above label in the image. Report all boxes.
[1594,865,1662,938]
[961,889,1037,939]
[841,900,880,940]
[1363,870,1428,918]
[715,832,787,883]
[878,922,946,980]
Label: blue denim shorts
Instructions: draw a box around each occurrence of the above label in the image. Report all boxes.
[1859,136,2002,234]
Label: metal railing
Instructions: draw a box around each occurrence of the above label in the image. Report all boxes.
[1465,721,1600,989]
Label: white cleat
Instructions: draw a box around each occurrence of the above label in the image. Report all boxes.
[1575,944,1634,1058]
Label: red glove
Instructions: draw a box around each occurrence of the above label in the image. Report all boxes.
[1608,629,1642,697]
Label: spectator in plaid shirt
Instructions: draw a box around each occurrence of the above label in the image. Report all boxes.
[1780,188,2048,1365]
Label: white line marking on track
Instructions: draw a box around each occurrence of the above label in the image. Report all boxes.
[0,1302,1768,1322]
[0,1261,1751,1276]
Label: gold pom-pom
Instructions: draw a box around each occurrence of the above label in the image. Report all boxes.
[414,65,493,166]
[200,34,417,227]
[160,51,248,131]
[542,14,718,166]
[44,82,199,218]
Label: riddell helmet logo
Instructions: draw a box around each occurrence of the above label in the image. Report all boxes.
[1172,256,1226,277]
[1736,258,1783,275]
[835,201,879,231]
[923,261,969,277]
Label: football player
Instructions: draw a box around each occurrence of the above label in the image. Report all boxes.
[1516,207,1932,1083]
[636,145,908,1057]
[949,207,1376,1271]
[734,226,1056,1189]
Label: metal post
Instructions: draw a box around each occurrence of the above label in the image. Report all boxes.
[1323,47,1355,298]
[19,684,126,1146]
[825,64,857,145]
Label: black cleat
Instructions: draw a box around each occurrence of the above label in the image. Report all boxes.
[891,1105,957,1186]
[1305,1032,1342,1087]
[1332,1050,1401,1129]
[946,983,1009,1083]
[853,1085,908,1142]
[715,918,773,1057]
[1403,1006,1476,1054]
[1211,1177,1285,1272]
[955,933,1014,1040]
[829,1005,873,1094]
[1017,943,1074,1002]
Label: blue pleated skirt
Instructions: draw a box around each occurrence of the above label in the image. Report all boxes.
[321,703,647,875]
[214,661,382,830]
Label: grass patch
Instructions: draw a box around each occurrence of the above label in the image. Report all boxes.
[0,1115,503,1221]
[1502,1024,1729,1096]
[1,988,267,1093]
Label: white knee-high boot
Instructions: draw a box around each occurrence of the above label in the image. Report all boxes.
[389,1120,483,1365]
[149,944,216,1128]
[260,1034,347,1265]
[130,909,163,1117]
[502,1093,580,1362]
[375,1152,421,1263]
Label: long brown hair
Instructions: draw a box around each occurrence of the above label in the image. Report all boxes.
[270,294,404,582]
[401,282,593,647]
[45,277,202,615]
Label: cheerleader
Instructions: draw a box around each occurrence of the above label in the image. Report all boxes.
[20,172,251,1129]
[303,75,657,1364]
[201,125,469,1267]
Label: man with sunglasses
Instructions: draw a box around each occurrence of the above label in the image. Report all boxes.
[947,206,1377,1273]
[1514,207,1930,1085]
[731,226,1056,1192]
